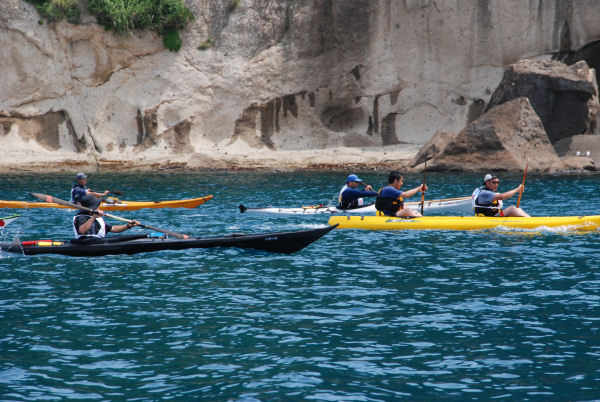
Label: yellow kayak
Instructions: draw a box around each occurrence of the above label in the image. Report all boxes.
[0,195,212,211]
[329,215,600,231]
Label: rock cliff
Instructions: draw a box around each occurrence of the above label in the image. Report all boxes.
[1,0,600,172]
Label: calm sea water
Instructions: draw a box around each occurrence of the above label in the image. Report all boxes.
[1,171,599,400]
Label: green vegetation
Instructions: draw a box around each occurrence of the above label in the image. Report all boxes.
[198,37,213,50]
[24,0,194,51]
[26,0,64,23]
[162,29,181,52]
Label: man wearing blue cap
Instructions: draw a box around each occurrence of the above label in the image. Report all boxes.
[70,172,109,205]
[337,174,378,210]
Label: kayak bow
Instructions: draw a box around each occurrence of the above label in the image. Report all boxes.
[0,214,20,228]
[0,225,337,256]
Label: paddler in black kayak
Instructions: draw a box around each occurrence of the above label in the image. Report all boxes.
[472,173,529,217]
[337,174,378,210]
[73,194,140,239]
[375,171,427,217]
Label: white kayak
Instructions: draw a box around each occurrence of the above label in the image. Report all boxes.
[239,196,473,215]
[0,214,20,228]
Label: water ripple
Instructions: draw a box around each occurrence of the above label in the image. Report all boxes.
[1,172,599,400]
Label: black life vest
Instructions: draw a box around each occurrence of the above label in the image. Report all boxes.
[337,185,366,209]
[472,186,502,216]
[375,187,404,216]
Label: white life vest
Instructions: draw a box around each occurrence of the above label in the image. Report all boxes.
[73,215,107,239]
[472,187,502,214]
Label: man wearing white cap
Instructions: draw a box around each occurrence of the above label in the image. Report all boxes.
[472,174,529,217]
[337,174,378,210]
[70,172,109,205]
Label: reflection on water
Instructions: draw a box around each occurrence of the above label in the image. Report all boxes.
[0,171,599,400]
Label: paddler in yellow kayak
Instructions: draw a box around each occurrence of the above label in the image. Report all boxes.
[70,172,109,205]
[375,171,427,217]
[472,173,530,217]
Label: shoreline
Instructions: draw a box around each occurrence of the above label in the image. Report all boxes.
[0,145,420,174]
[1,145,597,174]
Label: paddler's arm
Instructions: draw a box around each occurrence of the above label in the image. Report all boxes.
[110,220,141,233]
[494,184,523,201]
[401,184,428,198]
[87,189,109,198]
[77,210,103,235]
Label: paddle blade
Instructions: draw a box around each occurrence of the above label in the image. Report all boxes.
[110,190,124,196]
[30,192,55,204]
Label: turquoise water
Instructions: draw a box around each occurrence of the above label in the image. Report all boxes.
[1,171,599,400]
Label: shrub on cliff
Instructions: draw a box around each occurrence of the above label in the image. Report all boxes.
[25,0,194,52]
[26,0,79,23]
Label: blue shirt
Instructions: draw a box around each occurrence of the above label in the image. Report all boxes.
[475,189,496,205]
[338,187,377,209]
[377,185,405,216]
[71,183,87,204]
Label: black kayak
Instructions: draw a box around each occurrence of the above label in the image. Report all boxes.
[0,225,337,257]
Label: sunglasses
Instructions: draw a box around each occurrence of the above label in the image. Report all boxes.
[490,181,499,184]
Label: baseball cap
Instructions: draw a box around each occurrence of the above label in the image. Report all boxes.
[347,174,363,183]
[76,172,88,180]
[483,173,498,183]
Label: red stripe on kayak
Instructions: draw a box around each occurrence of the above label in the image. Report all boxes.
[21,240,52,247]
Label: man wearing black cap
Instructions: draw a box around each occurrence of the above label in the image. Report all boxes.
[70,172,109,204]
[337,174,377,210]
[73,194,139,239]
[472,173,529,217]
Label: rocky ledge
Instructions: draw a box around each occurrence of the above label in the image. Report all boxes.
[412,59,600,174]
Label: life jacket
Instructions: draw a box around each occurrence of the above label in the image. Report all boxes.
[73,215,107,239]
[337,185,365,209]
[472,186,503,216]
[375,187,404,216]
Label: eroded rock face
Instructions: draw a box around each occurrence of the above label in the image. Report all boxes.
[486,59,599,143]
[0,111,85,153]
[411,131,456,168]
[2,0,600,171]
[418,98,563,173]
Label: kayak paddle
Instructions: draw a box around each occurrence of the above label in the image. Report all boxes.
[420,154,427,215]
[109,190,124,196]
[29,192,190,239]
[516,160,528,208]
